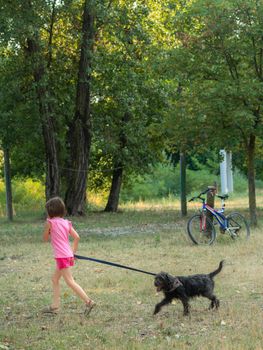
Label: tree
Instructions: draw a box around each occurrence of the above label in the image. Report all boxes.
[0,1,62,199]
[0,54,25,220]
[64,0,95,215]
[162,0,263,225]
[91,0,168,211]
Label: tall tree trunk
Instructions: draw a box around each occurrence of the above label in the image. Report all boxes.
[104,164,123,212]
[104,113,129,212]
[65,0,94,215]
[247,134,257,226]
[26,37,60,200]
[3,146,13,221]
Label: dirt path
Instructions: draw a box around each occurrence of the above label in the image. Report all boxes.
[79,221,184,236]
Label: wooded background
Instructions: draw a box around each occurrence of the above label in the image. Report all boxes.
[1,0,263,225]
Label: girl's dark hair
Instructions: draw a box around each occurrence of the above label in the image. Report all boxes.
[45,197,66,218]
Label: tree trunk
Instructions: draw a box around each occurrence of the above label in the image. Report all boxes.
[104,113,129,212]
[247,134,257,226]
[180,152,187,216]
[65,0,94,215]
[26,37,60,200]
[206,185,217,227]
[3,147,13,221]
[104,164,123,212]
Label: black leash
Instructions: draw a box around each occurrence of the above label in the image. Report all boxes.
[74,254,156,276]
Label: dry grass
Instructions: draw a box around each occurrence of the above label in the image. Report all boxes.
[1,200,263,350]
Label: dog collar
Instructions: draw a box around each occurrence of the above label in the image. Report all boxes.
[169,278,182,292]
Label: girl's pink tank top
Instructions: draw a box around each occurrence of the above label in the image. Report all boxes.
[47,217,73,258]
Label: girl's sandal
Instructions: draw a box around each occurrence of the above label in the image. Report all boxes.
[41,306,59,314]
[84,300,96,316]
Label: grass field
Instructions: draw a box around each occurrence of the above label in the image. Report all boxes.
[1,198,263,350]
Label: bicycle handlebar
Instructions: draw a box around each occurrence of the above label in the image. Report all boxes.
[188,195,205,203]
[188,189,229,203]
[188,189,209,202]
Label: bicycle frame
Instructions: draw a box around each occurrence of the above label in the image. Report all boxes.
[189,189,231,233]
[202,203,227,230]
[187,189,249,244]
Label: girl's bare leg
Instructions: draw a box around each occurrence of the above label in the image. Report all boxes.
[51,269,62,309]
[60,268,92,304]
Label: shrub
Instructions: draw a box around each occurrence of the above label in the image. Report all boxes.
[121,163,254,202]
[0,178,45,216]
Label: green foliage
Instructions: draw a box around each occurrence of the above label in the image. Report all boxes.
[1,0,263,215]
[89,0,172,191]
[186,168,219,194]
[121,162,220,201]
[120,163,179,201]
[0,178,45,215]
[0,181,5,216]
[157,0,263,166]
[120,161,259,202]
[0,169,259,216]
[233,170,249,193]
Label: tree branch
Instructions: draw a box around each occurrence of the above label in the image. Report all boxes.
[47,0,57,68]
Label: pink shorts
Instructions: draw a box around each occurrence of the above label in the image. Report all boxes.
[55,257,75,270]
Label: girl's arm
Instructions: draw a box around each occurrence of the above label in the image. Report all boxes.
[43,221,51,242]
[69,227,80,254]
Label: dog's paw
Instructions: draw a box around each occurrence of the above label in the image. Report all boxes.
[153,307,160,315]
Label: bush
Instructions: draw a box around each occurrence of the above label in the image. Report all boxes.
[232,170,247,193]
[121,163,255,202]
[0,178,45,216]
[121,163,219,202]
[0,181,6,216]
[121,164,180,202]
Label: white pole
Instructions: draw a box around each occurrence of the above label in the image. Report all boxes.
[226,151,233,192]
[220,150,228,194]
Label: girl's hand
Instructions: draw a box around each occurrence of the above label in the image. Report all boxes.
[70,227,80,253]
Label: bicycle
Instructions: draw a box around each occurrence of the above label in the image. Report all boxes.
[187,189,250,245]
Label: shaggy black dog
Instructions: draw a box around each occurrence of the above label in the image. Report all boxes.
[154,260,224,316]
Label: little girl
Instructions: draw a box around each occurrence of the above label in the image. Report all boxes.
[42,196,95,315]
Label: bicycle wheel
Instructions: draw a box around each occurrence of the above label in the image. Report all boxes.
[187,214,216,245]
[226,212,250,240]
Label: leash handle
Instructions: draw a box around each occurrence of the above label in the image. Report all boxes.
[74,254,156,276]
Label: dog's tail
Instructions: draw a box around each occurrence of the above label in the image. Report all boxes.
[209,260,224,279]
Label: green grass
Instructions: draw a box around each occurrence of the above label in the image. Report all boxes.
[1,199,263,350]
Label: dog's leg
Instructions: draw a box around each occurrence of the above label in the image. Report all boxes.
[204,293,220,309]
[153,297,172,315]
[209,297,220,309]
[181,297,190,316]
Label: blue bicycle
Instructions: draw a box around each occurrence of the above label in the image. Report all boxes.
[187,189,250,245]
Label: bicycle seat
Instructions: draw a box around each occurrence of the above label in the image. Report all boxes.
[217,194,229,200]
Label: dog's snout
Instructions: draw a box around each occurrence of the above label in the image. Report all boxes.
[154,277,163,292]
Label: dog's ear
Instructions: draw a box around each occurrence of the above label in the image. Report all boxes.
[159,272,168,280]
[165,273,173,283]
[159,272,172,284]
[156,272,173,284]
